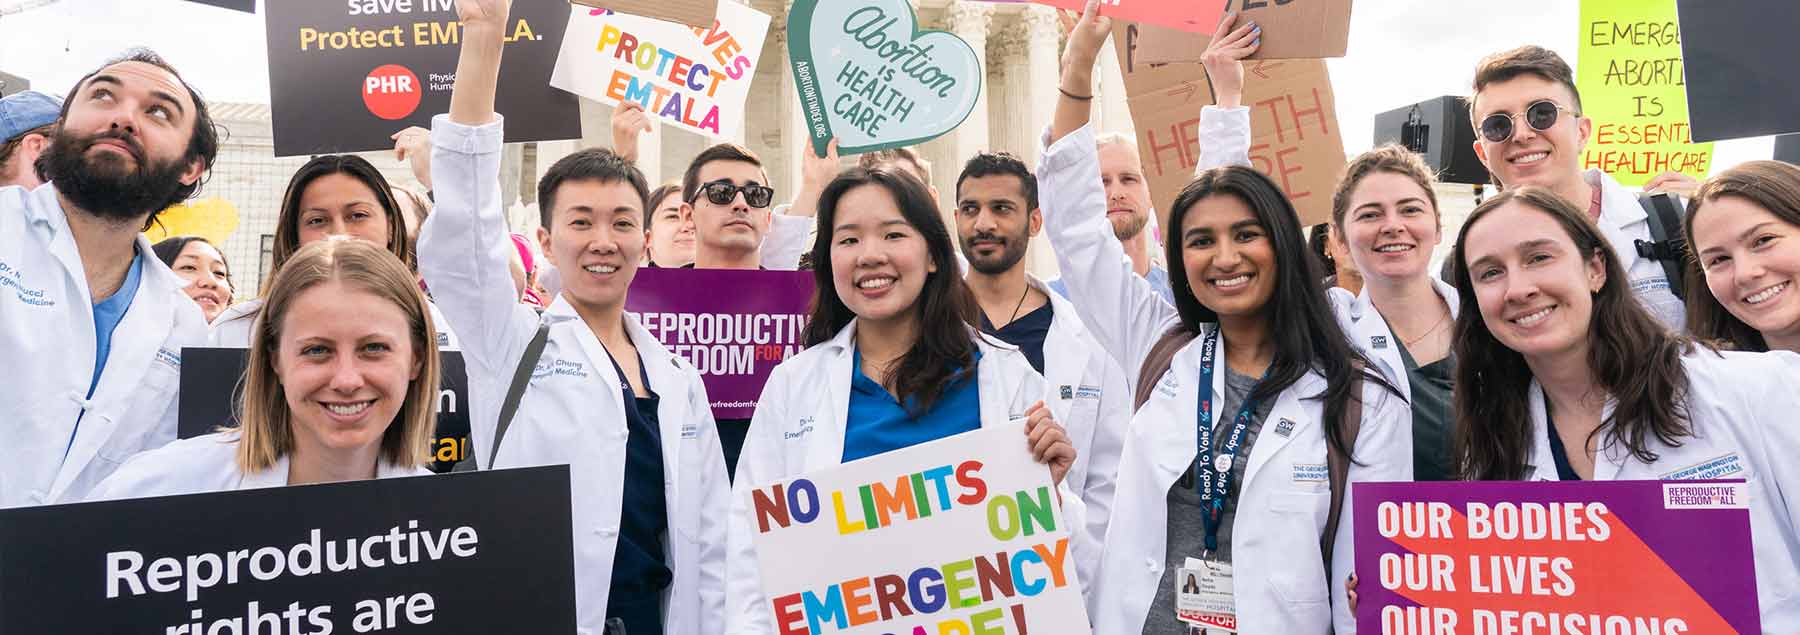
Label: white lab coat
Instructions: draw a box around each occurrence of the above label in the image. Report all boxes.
[209,297,462,352]
[723,321,1088,632]
[1520,349,1800,631]
[1590,169,1686,330]
[87,431,429,500]
[1037,123,1412,633]
[418,114,730,635]
[0,183,208,508]
[1329,283,1459,402]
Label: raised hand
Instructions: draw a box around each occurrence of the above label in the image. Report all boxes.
[610,102,652,162]
[455,0,511,28]
[1200,13,1261,109]
[391,126,433,189]
[1643,170,1700,199]
[1060,0,1113,81]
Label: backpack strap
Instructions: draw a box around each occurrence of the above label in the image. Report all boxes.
[1634,192,1689,301]
[1133,326,1199,410]
[1321,368,1366,571]
[453,322,551,472]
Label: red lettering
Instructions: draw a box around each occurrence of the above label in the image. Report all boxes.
[954,460,987,505]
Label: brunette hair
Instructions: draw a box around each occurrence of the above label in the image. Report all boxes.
[1683,160,1800,352]
[1168,166,1398,460]
[1470,45,1583,113]
[270,155,411,292]
[1449,187,1694,480]
[802,167,980,414]
[238,237,439,471]
[1331,144,1442,232]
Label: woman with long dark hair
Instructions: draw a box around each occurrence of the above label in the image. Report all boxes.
[209,155,456,350]
[722,166,1078,632]
[1684,160,1800,352]
[151,235,233,323]
[1042,4,1410,633]
[1450,186,1800,628]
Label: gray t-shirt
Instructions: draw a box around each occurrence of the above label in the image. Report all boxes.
[1143,366,1274,634]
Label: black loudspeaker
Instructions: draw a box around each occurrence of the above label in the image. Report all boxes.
[1373,96,1491,185]
[1776,134,1800,166]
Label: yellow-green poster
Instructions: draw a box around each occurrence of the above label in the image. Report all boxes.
[1578,0,1712,186]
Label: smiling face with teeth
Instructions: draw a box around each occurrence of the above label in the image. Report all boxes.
[1341,171,1442,284]
[1691,194,1800,351]
[829,184,938,329]
[538,179,647,313]
[1462,199,1608,364]
[274,280,422,469]
[1178,193,1278,320]
[1470,75,1590,196]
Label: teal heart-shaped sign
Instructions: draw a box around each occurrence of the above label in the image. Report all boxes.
[787,0,983,156]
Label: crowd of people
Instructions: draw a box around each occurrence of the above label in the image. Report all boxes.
[3,0,1800,633]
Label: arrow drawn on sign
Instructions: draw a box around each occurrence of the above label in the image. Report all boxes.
[1250,61,1286,80]
[1168,81,1200,102]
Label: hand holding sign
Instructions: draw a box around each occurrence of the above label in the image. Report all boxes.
[1199,13,1261,109]
[1024,400,1075,486]
[454,0,511,26]
[610,102,652,163]
[786,0,983,156]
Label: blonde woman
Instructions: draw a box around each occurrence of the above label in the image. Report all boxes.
[91,237,438,497]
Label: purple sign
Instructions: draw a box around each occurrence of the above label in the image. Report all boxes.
[1353,480,1759,635]
[626,268,815,419]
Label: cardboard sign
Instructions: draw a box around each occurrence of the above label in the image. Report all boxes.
[178,348,476,473]
[567,0,719,29]
[1130,0,1354,62]
[262,0,579,157]
[0,466,575,633]
[1354,480,1760,634]
[624,268,814,420]
[982,0,1225,34]
[1677,0,1800,142]
[551,2,770,139]
[1115,27,1345,227]
[787,0,984,156]
[1578,0,1712,186]
[744,424,1092,635]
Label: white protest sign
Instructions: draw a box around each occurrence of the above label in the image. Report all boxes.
[743,424,1091,635]
[550,3,770,139]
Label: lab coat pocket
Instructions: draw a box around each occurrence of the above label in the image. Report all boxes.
[1268,491,1330,605]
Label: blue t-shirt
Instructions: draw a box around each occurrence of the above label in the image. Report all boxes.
[89,249,144,398]
[1047,265,1175,306]
[980,303,1053,375]
[842,349,982,463]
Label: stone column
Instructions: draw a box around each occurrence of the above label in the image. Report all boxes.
[925,0,994,220]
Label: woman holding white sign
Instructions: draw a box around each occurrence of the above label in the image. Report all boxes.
[1039,3,1411,634]
[416,1,733,633]
[90,237,437,498]
[1449,186,1800,629]
[723,165,1080,632]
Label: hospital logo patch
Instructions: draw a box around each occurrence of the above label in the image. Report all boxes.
[1659,453,1746,481]
[1371,335,1388,349]
[1060,385,1073,400]
[1273,418,1295,438]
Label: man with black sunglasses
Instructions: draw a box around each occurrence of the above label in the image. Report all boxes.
[1466,45,1691,329]
[676,143,812,272]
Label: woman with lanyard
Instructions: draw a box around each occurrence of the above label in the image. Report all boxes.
[1684,160,1800,353]
[1449,186,1800,628]
[1040,4,1411,633]
[722,166,1079,632]
[1191,16,1460,480]
[209,154,457,351]
[417,1,731,631]
[91,237,436,498]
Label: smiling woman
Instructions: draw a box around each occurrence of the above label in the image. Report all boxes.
[152,235,233,323]
[90,237,438,500]
[1683,161,1800,353]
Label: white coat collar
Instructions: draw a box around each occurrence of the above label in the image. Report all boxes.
[1029,274,1091,404]
[1345,277,1460,324]
[1591,169,1649,273]
[240,454,426,489]
[1524,379,1624,482]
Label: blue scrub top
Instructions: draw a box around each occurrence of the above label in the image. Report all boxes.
[89,248,144,397]
[842,348,982,463]
[600,349,672,634]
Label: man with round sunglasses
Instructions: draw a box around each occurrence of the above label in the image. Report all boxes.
[1467,45,1693,328]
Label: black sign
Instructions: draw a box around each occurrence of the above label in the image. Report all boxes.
[186,0,256,13]
[263,0,580,156]
[1678,0,1800,142]
[0,466,574,633]
[180,347,475,473]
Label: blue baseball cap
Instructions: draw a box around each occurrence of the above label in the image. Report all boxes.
[0,91,62,144]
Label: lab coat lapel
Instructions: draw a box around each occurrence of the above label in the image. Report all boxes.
[806,321,859,471]
[628,314,685,504]
[1241,372,1315,490]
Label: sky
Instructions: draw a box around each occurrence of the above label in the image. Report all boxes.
[0,0,1776,172]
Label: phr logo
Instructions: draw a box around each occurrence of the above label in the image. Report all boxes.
[363,64,421,121]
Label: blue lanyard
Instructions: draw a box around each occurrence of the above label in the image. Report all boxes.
[1194,329,1265,554]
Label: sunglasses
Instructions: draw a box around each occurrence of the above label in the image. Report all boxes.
[1478,100,1579,144]
[692,181,775,208]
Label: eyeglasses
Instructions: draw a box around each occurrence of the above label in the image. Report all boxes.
[691,180,775,208]
[1478,100,1579,144]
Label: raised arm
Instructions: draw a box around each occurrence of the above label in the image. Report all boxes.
[1195,13,1260,173]
[1039,0,1177,382]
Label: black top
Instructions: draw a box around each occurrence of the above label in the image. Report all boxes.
[1394,335,1457,481]
[601,350,673,634]
[980,302,1055,375]
[1546,410,1583,481]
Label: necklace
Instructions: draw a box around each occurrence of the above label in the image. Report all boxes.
[1404,311,1449,348]
[1004,284,1031,326]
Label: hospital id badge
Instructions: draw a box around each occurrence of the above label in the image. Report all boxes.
[1175,557,1237,632]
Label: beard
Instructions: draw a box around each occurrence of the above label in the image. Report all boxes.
[41,128,191,224]
[961,229,1030,275]
[1109,209,1149,241]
